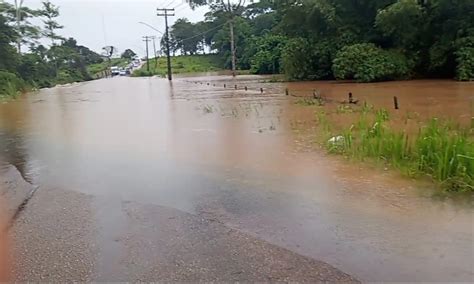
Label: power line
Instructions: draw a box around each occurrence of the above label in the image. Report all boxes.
[175,21,230,43]
[165,0,178,8]
[173,2,184,8]
[139,21,164,35]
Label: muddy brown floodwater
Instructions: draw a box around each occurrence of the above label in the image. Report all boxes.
[0,75,473,282]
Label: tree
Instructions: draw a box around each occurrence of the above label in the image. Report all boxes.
[62,38,103,64]
[160,36,177,56]
[0,0,41,53]
[454,37,474,81]
[249,34,287,74]
[375,0,423,49]
[40,0,64,46]
[102,45,117,60]
[121,48,136,59]
[0,0,110,93]
[169,18,200,55]
[0,14,19,72]
[189,0,247,76]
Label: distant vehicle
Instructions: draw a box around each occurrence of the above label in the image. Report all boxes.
[110,66,120,76]
[132,59,141,67]
[119,69,127,76]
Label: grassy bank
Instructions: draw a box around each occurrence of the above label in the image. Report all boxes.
[133,54,223,77]
[307,101,474,192]
[0,58,127,100]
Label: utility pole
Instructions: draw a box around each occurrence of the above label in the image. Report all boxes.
[157,8,174,81]
[151,36,158,69]
[143,36,151,72]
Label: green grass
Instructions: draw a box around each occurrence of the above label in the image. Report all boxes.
[321,106,474,192]
[0,81,20,100]
[87,58,130,77]
[133,54,223,77]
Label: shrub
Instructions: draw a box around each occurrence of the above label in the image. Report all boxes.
[0,71,24,98]
[56,70,77,84]
[132,69,153,77]
[332,43,412,82]
[282,38,348,80]
[281,38,313,80]
[455,37,474,81]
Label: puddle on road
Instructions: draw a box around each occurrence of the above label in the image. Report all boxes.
[0,75,472,281]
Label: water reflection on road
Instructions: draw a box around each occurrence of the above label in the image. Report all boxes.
[0,76,472,281]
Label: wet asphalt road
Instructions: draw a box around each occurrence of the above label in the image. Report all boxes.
[9,170,355,282]
[1,76,473,282]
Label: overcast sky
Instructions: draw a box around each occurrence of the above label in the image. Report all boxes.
[23,0,209,56]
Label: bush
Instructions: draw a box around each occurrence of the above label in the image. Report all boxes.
[56,70,77,84]
[332,43,411,82]
[132,69,154,77]
[282,38,345,80]
[34,78,54,88]
[281,38,313,80]
[0,71,24,98]
[455,37,474,81]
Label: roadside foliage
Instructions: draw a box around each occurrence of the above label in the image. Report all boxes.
[171,0,474,82]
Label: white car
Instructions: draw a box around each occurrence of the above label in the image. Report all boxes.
[110,66,120,76]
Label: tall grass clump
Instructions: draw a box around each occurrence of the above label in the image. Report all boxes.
[415,119,473,191]
[0,71,24,99]
[325,107,474,192]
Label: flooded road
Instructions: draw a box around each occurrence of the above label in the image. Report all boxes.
[1,76,473,281]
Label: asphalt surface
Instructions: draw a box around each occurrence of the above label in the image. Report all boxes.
[0,164,34,223]
[5,165,356,282]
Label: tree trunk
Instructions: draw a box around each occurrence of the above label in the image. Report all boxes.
[229,19,236,77]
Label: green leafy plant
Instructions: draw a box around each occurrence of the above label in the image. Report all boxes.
[0,71,24,98]
[332,43,411,82]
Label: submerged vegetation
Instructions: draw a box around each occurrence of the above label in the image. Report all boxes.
[318,104,474,192]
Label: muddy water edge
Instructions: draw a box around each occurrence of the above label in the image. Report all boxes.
[0,75,473,282]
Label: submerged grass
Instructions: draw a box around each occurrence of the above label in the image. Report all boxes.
[322,105,474,192]
[295,97,325,106]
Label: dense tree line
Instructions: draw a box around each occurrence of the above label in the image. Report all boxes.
[0,0,106,97]
[172,0,473,81]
